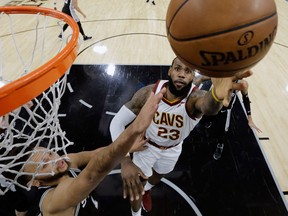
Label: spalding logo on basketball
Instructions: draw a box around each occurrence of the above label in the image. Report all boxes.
[166,0,278,77]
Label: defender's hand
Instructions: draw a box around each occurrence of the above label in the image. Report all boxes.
[121,157,148,201]
[129,134,148,153]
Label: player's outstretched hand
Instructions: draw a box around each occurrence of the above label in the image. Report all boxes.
[129,134,148,153]
[211,70,252,106]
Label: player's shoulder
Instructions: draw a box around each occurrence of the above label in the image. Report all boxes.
[129,84,156,108]
[136,84,155,95]
[144,83,156,90]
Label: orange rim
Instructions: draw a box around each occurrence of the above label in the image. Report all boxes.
[0,6,79,116]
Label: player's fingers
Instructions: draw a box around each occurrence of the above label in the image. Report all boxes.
[146,87,165,110]
[222,89,233,107]
[138,173,148,195]
[233,70,253,81]
[132,170,148,198]
[160,87,167,96]
[129,175,145,201]
[123,181,130,199]
[254,126,262,133]
[144,136,150,142]
[139,172,148,181]
[128,180,140,201]
[140,145,148,151]
[222,98,230,107]
[132,177,145,200]
[126,181,136,201]
[241,70,253,78]
[122,180,128,199]
[231,81,246,91]
[131,178,144,200]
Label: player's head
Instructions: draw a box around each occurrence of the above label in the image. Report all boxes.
[168,57,195,97]
[22,147,71,186]
[3,145,70,187]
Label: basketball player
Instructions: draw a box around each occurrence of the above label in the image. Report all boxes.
[58,0,92,41]
[146,0,156,5]
[194,74,261,160]
[109,57,252,216]
[4,88,165,216]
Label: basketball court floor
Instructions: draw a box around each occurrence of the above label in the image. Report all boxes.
[0,0,288,215]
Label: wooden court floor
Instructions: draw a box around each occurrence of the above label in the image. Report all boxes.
[0,0,288,213]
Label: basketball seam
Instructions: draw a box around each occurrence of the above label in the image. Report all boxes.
[166,0,189,35]
[169,12,277,41]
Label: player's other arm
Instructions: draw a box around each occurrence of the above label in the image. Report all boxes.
[73,0,86,18]
[68,151,94,168]
[46,88,166,212]
[239,79,262,133]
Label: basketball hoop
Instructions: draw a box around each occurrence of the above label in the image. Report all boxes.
[0,6,79,194]
[0,6,79,116]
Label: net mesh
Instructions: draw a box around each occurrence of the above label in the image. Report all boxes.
[0,7,77,194]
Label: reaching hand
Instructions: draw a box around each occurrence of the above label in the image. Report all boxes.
[211,70,253,106]
[129,134,148,153]
[121,158,147,201]
[248,115,262,133]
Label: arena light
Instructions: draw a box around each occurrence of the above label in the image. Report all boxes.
[106,64,115,76]
[93,45,107,54]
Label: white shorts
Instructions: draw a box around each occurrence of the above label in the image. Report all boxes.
[132,142,183,177]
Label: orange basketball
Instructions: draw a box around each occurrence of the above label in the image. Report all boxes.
[166,0,278,77]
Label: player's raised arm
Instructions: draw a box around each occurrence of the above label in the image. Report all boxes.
[186,70,253,118]
[46,88,166,211]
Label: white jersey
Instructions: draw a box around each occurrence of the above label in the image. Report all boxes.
[145,80,200,148]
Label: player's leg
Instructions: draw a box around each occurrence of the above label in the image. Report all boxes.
[77,21,92,41]
[131,148,158,215]
[141,145,182,212]
[142,169,163,212]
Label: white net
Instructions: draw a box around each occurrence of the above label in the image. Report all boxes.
[0,7,78,195]
[0,75,73,194]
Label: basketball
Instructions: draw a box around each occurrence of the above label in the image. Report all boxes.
[166,0,278,77]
